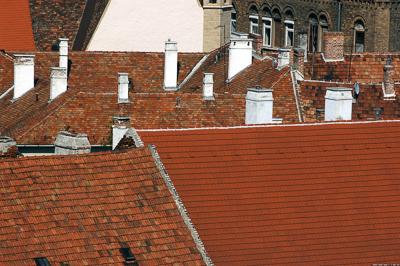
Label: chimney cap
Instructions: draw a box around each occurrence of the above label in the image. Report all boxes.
[58,37,69,41]
[325,87,353,100]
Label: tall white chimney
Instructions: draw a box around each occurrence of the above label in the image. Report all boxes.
[203,73,214,100]
[59,38,69,72]
[325,88,353,121]
[228,34,253,80]
[13,54,35,99]
[245,88,274,124]
[164,39,178,91]
[50,67,68,101]
[118,73,129,103]
[112,116,131,150]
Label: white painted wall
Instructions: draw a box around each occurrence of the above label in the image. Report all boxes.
[87,0,204,52]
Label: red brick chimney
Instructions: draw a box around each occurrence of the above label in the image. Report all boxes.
[323,32,344,61]
[383,57,396,98]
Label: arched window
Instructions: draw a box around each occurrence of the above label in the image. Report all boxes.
[249,6,259,34]
[309,14,319,52]
[318,14,329,51]
[272,8,282,47]
[354,20,365,52]
[284,10,294,47]
[262,7,272,47]
[231,4,237,33]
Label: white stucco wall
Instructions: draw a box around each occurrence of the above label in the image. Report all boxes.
[87,0,204,52]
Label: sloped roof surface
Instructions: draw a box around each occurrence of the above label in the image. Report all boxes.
[0,0,35,51]
[0,51,299,145]
[0,147,204,265]
[304,53,400,83]
[299,80,400,122]
[140,121,400,265]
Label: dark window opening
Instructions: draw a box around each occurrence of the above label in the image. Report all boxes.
[34,257,51,266]
[120,247,139,266]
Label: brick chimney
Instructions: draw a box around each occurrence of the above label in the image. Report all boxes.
[50,67,67,101]
[59,38,69,73]
[325,87,353,121]
[118,73,129,103]
[293,48,305,76]
[164,39,178,91]
[323,32,344,61]
[383,57,396,99]
[228,33,253,80]
[245,87,273,124]
[203,73,214,100]
[54,131,91,155]
[13,54,35,99]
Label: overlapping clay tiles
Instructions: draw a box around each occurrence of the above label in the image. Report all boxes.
[0,50,299,145]
[0,146,204,265]
[139,121,400,265]
[0,0,35,51]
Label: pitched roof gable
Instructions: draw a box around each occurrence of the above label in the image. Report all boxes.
[139,121,400,265]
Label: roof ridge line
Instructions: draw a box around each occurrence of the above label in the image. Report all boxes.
[148,145,214,266]
[137,120,400,132]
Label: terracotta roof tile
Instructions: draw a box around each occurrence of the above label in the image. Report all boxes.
[139,121,400,265]
[0,51,299,145]
[0,0,35,51]
[305,53,400,83]
[298,80,400,122]
[0,146,204,265]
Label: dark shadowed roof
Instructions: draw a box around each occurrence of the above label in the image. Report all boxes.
[139,121,400,265]
[298,80,400,122]
[0,146,204,265]
[0,0,35,51]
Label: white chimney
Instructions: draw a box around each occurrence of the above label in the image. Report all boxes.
[50,67,67,101]
[54,131,91,155]
[203,73,214,100]
[228,34,253,80]
[59,38,69,72]
[112,116,131,150]
[13,54,35,99]
[245,88,273,124]
[118,73,129,103]
[277,48,291,68]
[164,39,178,91]
[325,88,353,121]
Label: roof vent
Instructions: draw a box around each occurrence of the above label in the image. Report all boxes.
[120,247,138,266]
[54,131,91,155]
[34,257,51,266]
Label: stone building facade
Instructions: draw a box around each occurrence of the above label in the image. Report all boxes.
[233,0,400,52]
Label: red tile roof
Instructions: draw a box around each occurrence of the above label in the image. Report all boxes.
[304,53,400,83]
[0,0,35,51]
[298,80,400,122]
[140,121,400,265]
[0,51,299,145]
[0,146,205,265]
